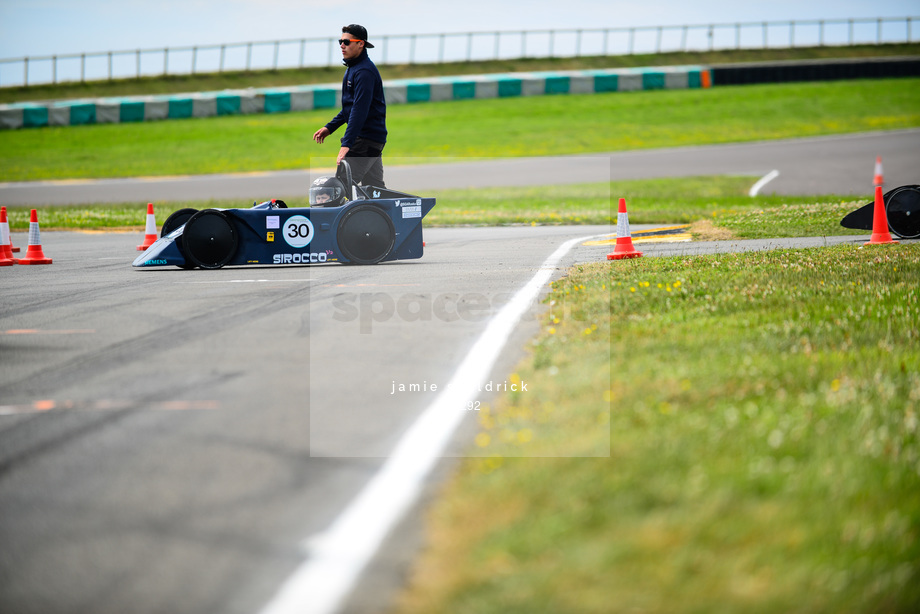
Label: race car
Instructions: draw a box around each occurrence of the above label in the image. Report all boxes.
[133,162,435,269]
[840,184,920,240]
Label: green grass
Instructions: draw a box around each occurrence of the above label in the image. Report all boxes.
[425,177,869,239]
[2,43,916,105]
[1,78,918,182]
[1,176,871,241]
[397,244,920,614]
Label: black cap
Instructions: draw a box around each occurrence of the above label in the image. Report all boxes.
[343,24,374,48]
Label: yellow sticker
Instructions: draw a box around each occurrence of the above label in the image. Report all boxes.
[267,231,274,242]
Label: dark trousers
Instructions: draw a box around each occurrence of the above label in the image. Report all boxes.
[345,137,386,188]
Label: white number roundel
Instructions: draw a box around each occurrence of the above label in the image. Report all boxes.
[282,215,314,248]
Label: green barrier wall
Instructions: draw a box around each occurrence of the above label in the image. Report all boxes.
[0,66,710,130]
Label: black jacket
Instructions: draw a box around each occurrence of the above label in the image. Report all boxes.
[325,50,387,147]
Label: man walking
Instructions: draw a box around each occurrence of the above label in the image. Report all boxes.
[313,24,387,188]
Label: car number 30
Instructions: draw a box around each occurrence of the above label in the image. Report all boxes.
[283,215,315,248]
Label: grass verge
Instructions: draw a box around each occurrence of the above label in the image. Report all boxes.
[1,176,869,240]
[1,78,918,182]
[397,243,920,614]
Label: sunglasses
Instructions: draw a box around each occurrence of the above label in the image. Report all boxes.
[338,38,362,46]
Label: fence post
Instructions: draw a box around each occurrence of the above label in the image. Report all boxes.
[577,29,583,57]
[708,25,714,51]
[656,26,662,53]
[107,51,112,80]
[192,46,198,74]
[439,33,446,63]
[410,34,417,64]
[681,25,688,51]
[877,17,882,43]
[136,49,141,78]
[382,36,388,65]
[299,39,305,68]
[81,53,86,82]
[790,21,795,47]
[494,31,500,60]
[603,28,610,55]
[466,32,473,62]
[163,47,168,76]
[549,30,555,57]
[735,23,741,49]
[53,55,57,84]
[220,45,225,72]
[246,42,252,71]
[23,56,28,87]
[763,22,768,48]
[273,41,279,70]
[628,27,634,54]
[819,20,825,46]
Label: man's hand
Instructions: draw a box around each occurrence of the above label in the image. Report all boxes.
[337,146,350,165]
[313,127,330,144]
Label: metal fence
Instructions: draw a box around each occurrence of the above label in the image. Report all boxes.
[1,16,916,88]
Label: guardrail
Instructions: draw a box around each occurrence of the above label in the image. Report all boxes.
[1,16,916,88]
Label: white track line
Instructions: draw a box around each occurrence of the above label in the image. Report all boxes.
[258,231,607,614]
[749,169,780,197]
[177,279,312,284]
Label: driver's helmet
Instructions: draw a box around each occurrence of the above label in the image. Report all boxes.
[309,175,347,207]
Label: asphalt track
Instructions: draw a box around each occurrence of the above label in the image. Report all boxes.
[0,226,615,614]
[0,130,917,614]
[1,129,918,205]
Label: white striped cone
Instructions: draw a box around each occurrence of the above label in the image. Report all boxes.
[17,209,52,265]
[137,203,158,251]
[0,206,19,253]
[0,208,14,266]
[607,198,643,260]
[873,156,884,188]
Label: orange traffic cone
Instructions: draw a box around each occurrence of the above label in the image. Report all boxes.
[865,185,898,246]
[17,209,52,265]
[0,208,14,266]
[137,203,158,251]
[873,156,884,188]
[1,206,19,253]
[607,197,643,260]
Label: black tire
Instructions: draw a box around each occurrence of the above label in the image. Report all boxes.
[182,209,239,269]
[336,204,395,265]
[885,185,920,239]
[161,208,198,237]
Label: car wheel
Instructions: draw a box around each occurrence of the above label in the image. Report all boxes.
[182,209,238,269]
[886,185,920,239]
[336,204,396,265]
[161,208,198,237]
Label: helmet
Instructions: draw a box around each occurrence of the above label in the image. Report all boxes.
[309,176,348,207]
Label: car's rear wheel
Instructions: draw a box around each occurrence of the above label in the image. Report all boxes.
[336,204,396,265]
[182,209,238,269]
[161,208,198,237]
